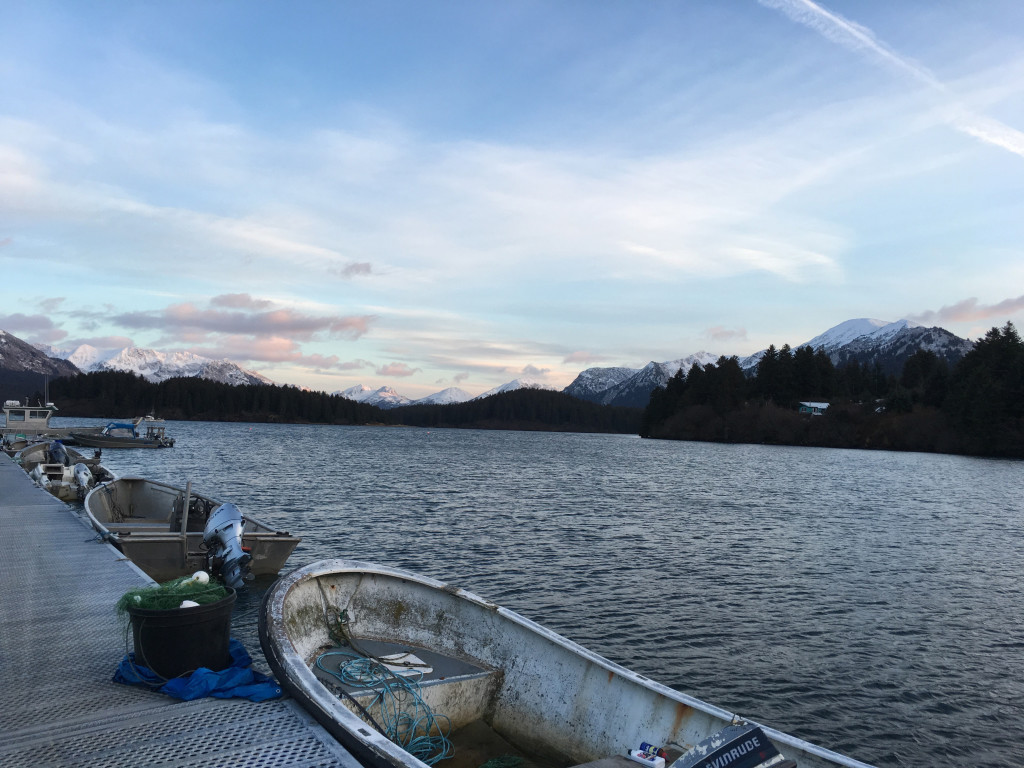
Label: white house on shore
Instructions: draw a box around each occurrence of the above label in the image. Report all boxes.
[798,401,829,416]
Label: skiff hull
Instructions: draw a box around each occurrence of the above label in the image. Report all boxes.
[84,476,300,582]
[259,559,875,768]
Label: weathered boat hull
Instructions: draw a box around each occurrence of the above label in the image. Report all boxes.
[84,477,300,582]
[259,560,876,768]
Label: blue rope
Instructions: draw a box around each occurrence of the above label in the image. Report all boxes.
[316,650,454,765]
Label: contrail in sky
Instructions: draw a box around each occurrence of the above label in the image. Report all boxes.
[759,0,1024,160]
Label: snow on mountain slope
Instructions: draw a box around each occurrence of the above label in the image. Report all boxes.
[800,318,893,351]
[563,366,639,401]
[336,385,412,409]
[475,378,555,399]
[411,387,473,405]
[41,342,273,385]
[594,352,720,408]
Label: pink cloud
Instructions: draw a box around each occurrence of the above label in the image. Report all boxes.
[211,293,274,310]
[911,295,1024,324]
[377,362,420,377]
[113,302,375,341]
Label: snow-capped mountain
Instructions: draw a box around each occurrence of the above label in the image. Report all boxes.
[737,319,963,373]
[800,318,900,351]
[567,353,720,408]
[41,343,273,386]
[335,385,412,409]
[562,366,638,402]
[829,324,973,373]
[474,378,556,400]
[1,330,79,378]
[411,387,473,406]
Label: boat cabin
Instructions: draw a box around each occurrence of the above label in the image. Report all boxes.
[2,400,59,432]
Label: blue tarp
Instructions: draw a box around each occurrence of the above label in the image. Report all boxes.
[113,638,283,702]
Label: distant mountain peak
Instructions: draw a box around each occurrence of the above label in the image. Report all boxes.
[475,378,556,400]
[39,341,273,386]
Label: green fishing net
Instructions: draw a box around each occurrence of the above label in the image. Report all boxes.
[116,574,229,617]
[478,756,524,768]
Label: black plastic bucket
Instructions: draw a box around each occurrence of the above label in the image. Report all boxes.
[127,589,236,679]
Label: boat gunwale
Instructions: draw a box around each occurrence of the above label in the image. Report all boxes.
[260,558,877,768]
[83,475,291,538]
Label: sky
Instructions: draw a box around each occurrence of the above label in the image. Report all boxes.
[2,1,1024,398]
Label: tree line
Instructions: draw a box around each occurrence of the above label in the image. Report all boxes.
[642,322,1024,458]
[44,372,641,434]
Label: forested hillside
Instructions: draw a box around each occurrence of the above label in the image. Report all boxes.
[45,371,640,434]
[642,323,1024,458]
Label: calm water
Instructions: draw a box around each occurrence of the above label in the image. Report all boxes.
[57,418,1024,768]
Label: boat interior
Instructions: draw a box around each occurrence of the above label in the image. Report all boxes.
[279,569,720,768]
[312,635,580,768]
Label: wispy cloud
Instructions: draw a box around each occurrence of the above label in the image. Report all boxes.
[112,302,374,341]
[562,351,610,365]
[705,326,748,343]
[910,295,1024,324]
[759,0,1024,159]
[377,362,419,377]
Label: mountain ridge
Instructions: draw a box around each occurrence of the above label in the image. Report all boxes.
[3,317,980,408]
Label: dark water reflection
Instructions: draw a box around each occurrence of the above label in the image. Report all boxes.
[59,417,1024,768]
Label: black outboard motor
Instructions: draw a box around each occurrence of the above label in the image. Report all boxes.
[47,440,69,466]
[202,503,251,589]
[671,723,796,768]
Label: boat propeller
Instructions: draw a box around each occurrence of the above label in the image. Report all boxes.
[203,503,252,589]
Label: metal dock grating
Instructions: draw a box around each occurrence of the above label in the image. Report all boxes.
[0,454,361,768]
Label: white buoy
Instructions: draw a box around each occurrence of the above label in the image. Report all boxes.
[179,599,200,608]
[188,571,210,584]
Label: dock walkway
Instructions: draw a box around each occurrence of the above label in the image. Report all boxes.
[0,454,361,768]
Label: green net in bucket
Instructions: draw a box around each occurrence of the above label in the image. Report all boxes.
[116,573,230,617]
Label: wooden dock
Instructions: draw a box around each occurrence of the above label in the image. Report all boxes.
[0,453,361,768]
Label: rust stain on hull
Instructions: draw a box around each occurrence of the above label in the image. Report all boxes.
[673,700,694,734]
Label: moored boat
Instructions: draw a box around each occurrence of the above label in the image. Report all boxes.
[259,560,876,768]
[84,477,300,585]
[71,417,175,448]
[16,439,115,501]
[1,399,103,444]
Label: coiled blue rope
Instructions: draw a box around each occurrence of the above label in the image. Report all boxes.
[316,650,454,765]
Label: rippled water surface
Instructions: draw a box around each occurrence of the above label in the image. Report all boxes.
[60,418,1024,768]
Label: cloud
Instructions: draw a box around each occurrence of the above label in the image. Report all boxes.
[705,326,748,343]
[112,302,375,341]
[910,295,1024,324]
[562,350,609,365]
[336,359,374,371]
[0,237,11,248]
[377,362,420,377]
[522,364,551,377]
[211,293,274,310]
[0,313,67,343]
[334,262,372,278]
[759,0,1024,160]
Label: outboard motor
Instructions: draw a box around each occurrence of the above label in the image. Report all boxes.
[73,463,93,500]
[47,440,69,466]
[202,503,251,589]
